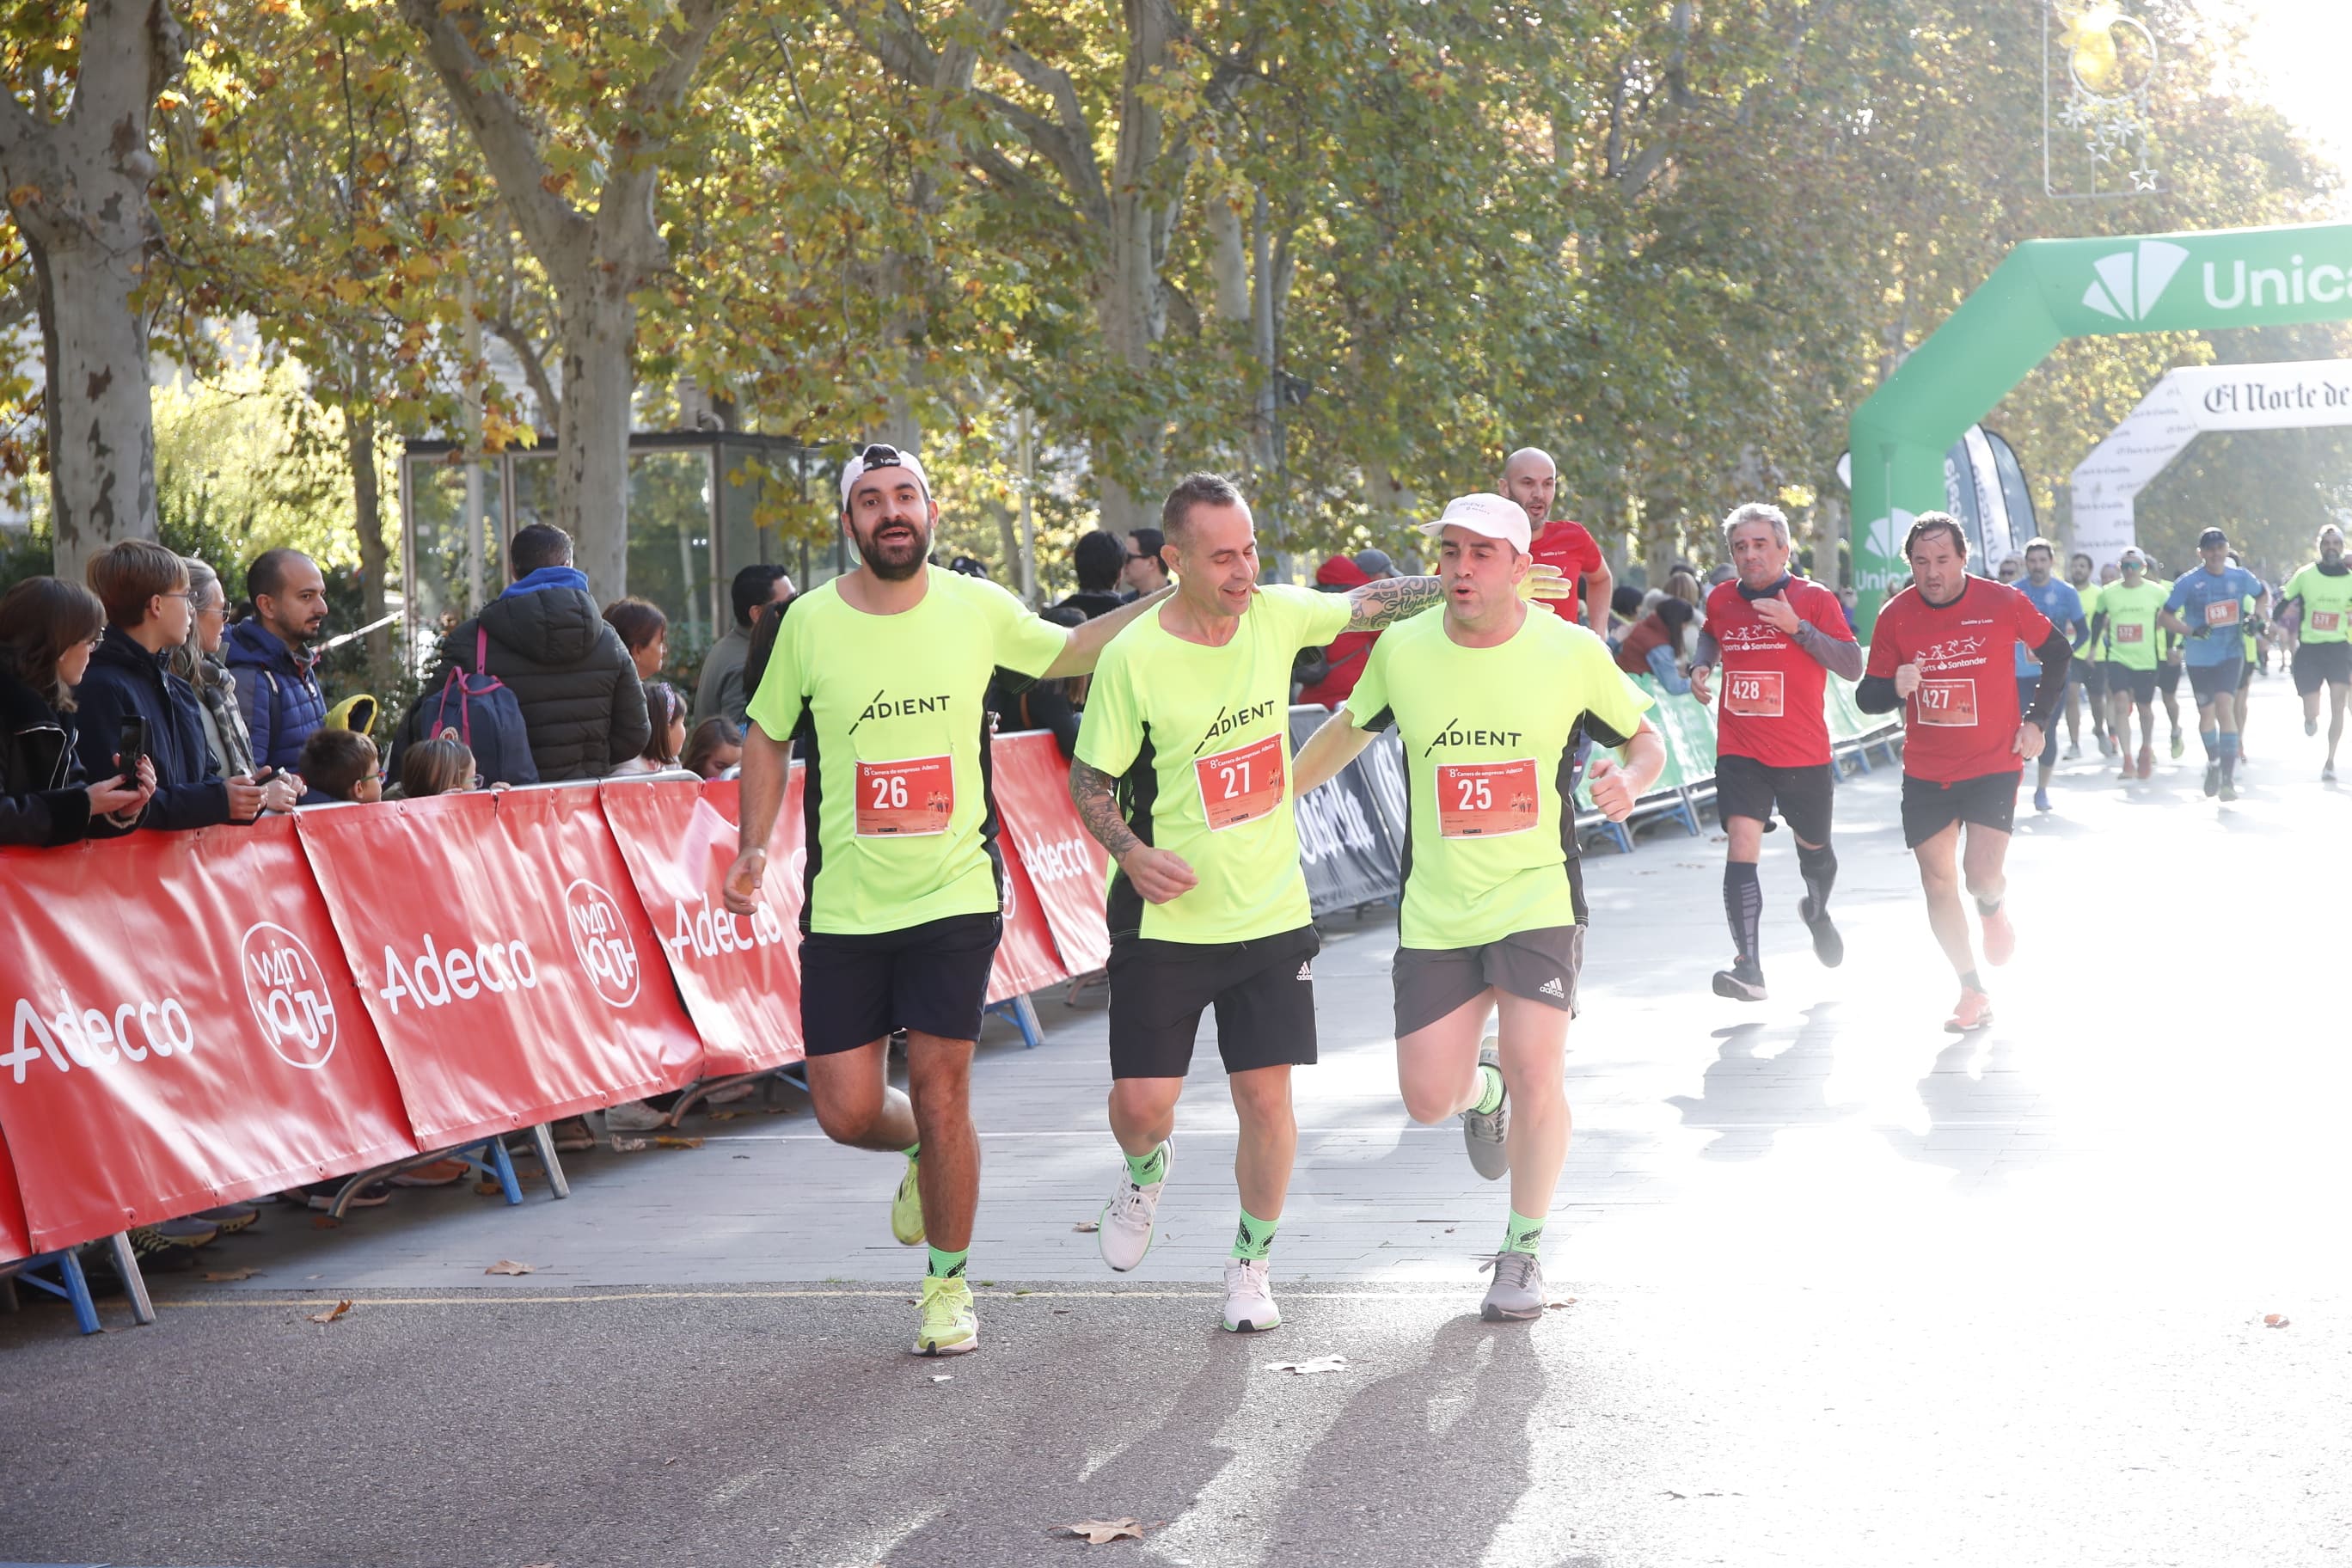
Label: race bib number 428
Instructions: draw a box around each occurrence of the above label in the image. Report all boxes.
[1723,670,1785,718]
[1436,759,1540,839]
[855,756,954,836]
[1194,732,1285,831]
[1914,678,1978,728]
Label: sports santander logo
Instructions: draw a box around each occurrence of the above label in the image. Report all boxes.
[2081,239,2189,322]
[241,922,339,1070]
[564,879,641,1008]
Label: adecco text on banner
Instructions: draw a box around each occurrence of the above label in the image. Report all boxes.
[375,934,540,1014]
[3,988,196,1081]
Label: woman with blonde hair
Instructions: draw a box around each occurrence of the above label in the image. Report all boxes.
[168,555,258,780]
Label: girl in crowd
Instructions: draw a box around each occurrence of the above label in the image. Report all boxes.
[0,576,156,844]
[681,716,743,780]
[603,597,669,683]
[617,680,686,775]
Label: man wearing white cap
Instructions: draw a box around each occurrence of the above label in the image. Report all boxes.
[1069,475,1571,1336]
[1293,493,1663,1322]
[723,442,1166,1358]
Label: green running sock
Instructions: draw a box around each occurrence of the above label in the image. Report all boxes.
[1503,1209,1546,1257]
[1124,1144,1167,1186]
[1471,1063,1506,1117]
[926,1244,968,1279]
[903,1143,921,1161]
[1230,1208,1278,1261]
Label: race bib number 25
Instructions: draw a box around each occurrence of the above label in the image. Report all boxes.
[855,756,954,836]
[1194,732,1285,831]
[1436,759,1540,839]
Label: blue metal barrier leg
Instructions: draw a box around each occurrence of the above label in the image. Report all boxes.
[487,1136,524,1205]
[59,1249,98,1334]
[985,995,1044,1049]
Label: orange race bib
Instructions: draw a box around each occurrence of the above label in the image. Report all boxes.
[2313,610,2343,634]
[1436,759,1540,839]
[1194,732,1285,831]
[2115,622,2146,645]
[1914,678,1978,728]
[1723,670,1785,718]
[854,755,954,836]
[2204,599,2240,628]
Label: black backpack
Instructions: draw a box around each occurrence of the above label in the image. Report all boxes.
[390,626,541,786]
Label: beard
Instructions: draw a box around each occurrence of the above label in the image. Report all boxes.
[855,516,932,581]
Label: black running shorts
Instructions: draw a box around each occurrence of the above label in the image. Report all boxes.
[1899,770,2020,848]
[2187,658,2245,704]
[2104,661,2158,704]
[1106,924,1320,1080]
[1712,754,1834,845]
[2157,658,2183,695]
[798,913,1002,1056]
[2294,642,2352,695]
[2075,658,2106,696]
[1392,924,1584,1038]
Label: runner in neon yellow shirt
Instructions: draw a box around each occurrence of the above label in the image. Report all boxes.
[2281,523,2352,780]
[1068,474,1571,1334]
[1292,493,1663,1321]
[723,443,1167,1358]
[2066,552,2113,760]
[2090,548,2167,781]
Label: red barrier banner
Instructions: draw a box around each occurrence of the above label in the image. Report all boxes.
[0,1124,36,1264]
[989,819,1064,1002]
[0,820,418,1251]
[298,787,702,1146]
[990,730,1112,976]
[600,774,805,1075]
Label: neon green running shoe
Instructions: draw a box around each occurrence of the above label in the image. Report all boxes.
[891,1155,926,1246]
[914,1275,979,1357]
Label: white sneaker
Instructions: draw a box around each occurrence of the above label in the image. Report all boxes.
[603,1099,669,1134]
[1098,1140,1170,1272]
[1221,1256,1281,1333]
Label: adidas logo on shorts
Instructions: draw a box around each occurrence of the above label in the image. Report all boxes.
[1539,977,1565,998]
[1295,961,1313,982]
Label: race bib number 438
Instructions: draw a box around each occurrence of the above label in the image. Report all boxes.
[855,756,954,836]
[1194,732,1285,831]
[1914,678,1978,728]
[1723,670,1785,718]
[1436,759,1540,839]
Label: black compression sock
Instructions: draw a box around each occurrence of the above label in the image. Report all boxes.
[1974,896,2002,918]
[1795,842,1837,916]
[1960,969,1984,993]
[1724,861,1763,966]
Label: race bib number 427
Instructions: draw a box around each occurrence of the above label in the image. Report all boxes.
[855,756,954,836]
[1436,759,1540,839]
[1194,732,1285,831]
[1914,678,1978,728]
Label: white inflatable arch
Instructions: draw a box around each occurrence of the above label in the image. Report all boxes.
[2070,359,2352,567]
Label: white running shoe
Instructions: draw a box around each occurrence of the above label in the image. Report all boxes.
[1098,1140,1170,1272]
[1221,1256,1281,1333]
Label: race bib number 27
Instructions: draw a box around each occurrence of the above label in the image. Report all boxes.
[855,756,954,836]
[1194,732,1285,831]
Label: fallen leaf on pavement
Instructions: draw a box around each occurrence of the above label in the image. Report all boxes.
[310,1214,341,1228]
[653,1135,704,1149]
[1265,1354,1347,1375]
[485,1260,535,1277]
[201,1268,259,1282]
[1547,1298,1578,1310]
[610,1136,650,1153]
[1054,1518,1144,1545]
[307,1300,352,1325]
[709,1110,746,1121]
[2264,1314,2291,1328]
[475,1180,505,1195]
[1072,1221,1099,1233]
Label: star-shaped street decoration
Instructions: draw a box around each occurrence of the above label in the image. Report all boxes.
[2130,166,2159,192]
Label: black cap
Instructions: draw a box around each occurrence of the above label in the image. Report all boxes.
[2198,527,2228,548]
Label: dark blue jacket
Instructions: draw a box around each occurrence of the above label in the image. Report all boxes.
[72,627,232,830]
[225,619,327,772]
[0,669,95,847]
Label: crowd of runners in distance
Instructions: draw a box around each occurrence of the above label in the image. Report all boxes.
[714,442,2351,1359]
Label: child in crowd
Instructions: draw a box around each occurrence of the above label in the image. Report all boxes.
[395,734,479,799]
[681,716,742,780]
[297,727,382,804]
[617,681,685,775]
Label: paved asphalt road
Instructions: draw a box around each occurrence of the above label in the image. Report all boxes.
[3,677,2349,1567]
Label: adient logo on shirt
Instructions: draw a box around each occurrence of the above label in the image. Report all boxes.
[848,689,951,734]
[1195,698,1278,754]
[1421,720,1526,756]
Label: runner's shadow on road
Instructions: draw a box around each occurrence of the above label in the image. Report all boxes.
[1663,1004,1861,1161]
[1879,1034,2041,1191]
[1265,1314,1560,1562]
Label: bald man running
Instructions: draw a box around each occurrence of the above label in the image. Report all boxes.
[1501,447,1614,640]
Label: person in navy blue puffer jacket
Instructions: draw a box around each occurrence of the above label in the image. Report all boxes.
[225,547,329,774]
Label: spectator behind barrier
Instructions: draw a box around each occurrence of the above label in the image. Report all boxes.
[76,541,285,829]
[396,734,479,798]
[987,603,1087,758]
[298,727,382,804]
[681,716,742,780]
[1122,527,1171,598]
[1296,550,1389,709]
[0,576,156,845]
[1614,596,1698,695]
[603,597,669,682]
[411,524,650,780]
[170,555,257,781]
[616,680,685,775]
[227,547,329,773]
[695,563,793,727]
[1053,530,1129,620]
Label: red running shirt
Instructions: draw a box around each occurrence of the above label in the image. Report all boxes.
[1704,576,1855,769]
[1865,578,2055,783]
[1528,519,1604,626]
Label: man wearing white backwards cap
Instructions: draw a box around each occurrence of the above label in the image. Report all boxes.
[1295,492,1663,1322]
[722,442,1167,1359]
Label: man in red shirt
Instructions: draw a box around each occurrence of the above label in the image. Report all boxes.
[1687,502,1862,1003]
[1857,512,2071,1033]
[1503,447,1613,637]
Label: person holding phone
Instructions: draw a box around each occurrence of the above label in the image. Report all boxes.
[0,577,156,844]
[71,542,292,830]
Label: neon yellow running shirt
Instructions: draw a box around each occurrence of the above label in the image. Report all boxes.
[2284,563,2352,645]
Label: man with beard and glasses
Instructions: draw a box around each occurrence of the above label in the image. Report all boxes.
[721,444,1167,1359]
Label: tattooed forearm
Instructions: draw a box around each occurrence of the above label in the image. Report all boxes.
[1347,574,1446,632]
[1068,758,1142,858]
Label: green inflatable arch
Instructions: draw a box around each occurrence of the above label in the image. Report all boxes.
[1848,219,2352,631]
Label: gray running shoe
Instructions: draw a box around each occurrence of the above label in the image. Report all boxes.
[1479,1251,1546,1322]
[1461,1037,1510,1181]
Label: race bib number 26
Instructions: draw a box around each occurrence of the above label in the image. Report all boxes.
[855,756,954,836]
[1914,678,1978,728]
[1194,732,1285,831]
